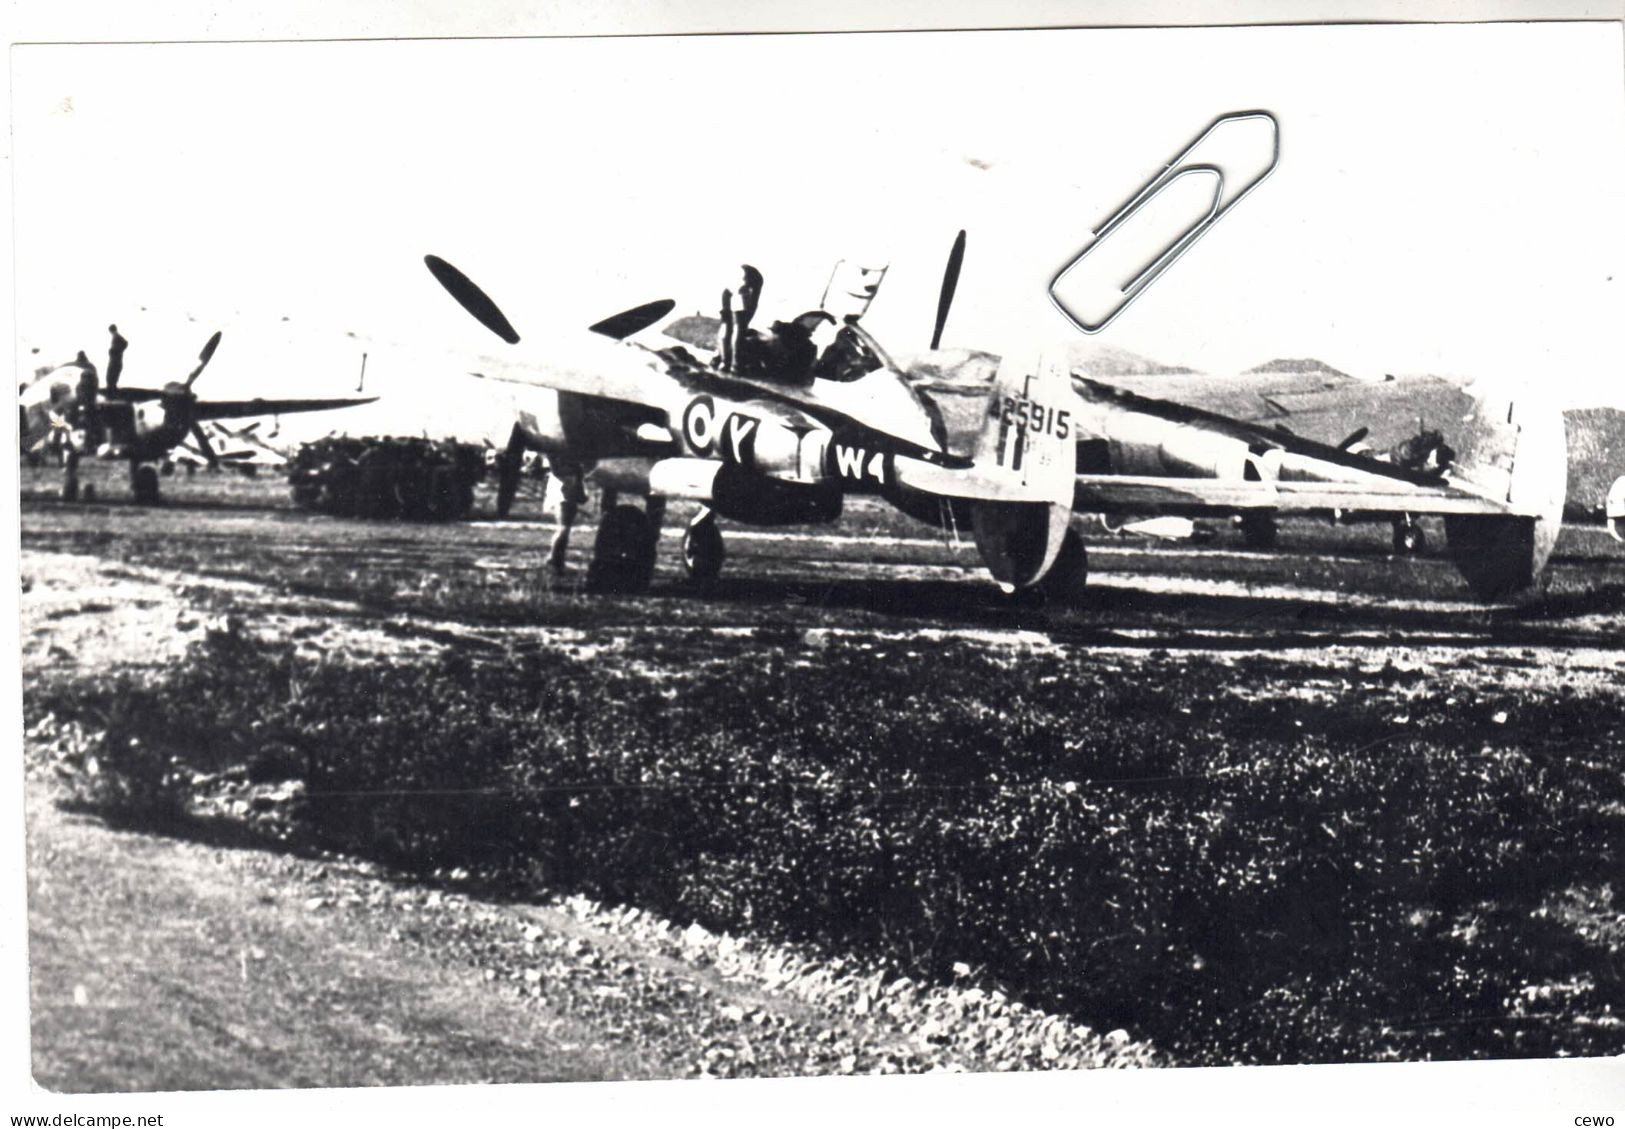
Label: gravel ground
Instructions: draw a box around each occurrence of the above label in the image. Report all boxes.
[26,718,1155,1087]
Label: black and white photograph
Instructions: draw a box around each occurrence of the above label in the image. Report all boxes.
[7,4,1625,1122]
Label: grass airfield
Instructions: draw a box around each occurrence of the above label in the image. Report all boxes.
[17,459,1625,1082]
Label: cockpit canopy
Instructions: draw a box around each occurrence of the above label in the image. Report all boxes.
[812,321,894,384]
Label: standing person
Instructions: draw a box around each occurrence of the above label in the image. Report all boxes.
[71,352,98,406]
[735,264,762,339]
[71,351,100,449]
[105,325,128,391]
[716,265,764,374]
[717,289,734,373]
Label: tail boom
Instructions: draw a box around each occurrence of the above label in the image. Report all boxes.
[1441,389,1567,600]
[895,348,1078,591]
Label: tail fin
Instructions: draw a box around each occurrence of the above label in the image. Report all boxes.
[974,348,1077,505]
[967,349,1078,591]
[1607,475,1624,544]
[1443,388,1568,599]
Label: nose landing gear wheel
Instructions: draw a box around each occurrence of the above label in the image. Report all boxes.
[682,512,725,584]
[587,504,657,594]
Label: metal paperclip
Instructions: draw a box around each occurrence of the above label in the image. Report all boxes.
[1048,109,1280,335]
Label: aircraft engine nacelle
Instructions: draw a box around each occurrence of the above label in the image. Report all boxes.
[678,396,824,482]
[1083,402,1252,480]
[92,398,162,457]
[678,395,905,495]
[648,457,842,526]
[132,400,173,440]
[1608,475,1625,544]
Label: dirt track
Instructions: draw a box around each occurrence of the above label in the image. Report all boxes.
[21,461,1625,684]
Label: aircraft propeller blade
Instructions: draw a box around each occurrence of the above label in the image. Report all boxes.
[588,299,678,341]
[186,331,223,387]
[1337,426,1371,451]
[189,422,220,466]
[425,255,521,344]
[929,229,966,351]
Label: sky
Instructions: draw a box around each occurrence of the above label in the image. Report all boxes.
[10,22,1625,444]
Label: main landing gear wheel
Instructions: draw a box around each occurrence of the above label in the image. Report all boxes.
[587,504,657,594]
[1392,517,1426,555]
[1038,527,1089,603]
[131,463,161,505]
[682,512,725,584]
[1239,512,1278,550]
[1007,528,1091,608]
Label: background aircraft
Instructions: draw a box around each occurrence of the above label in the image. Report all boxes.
[19,327,374,502]
[168,420,290,477]
[910,347,1625,554]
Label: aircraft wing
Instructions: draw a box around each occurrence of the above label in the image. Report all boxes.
[455,345,690,416]
[460,342,973,469]
[1072,475,1510,517]
[193,396,377,421]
